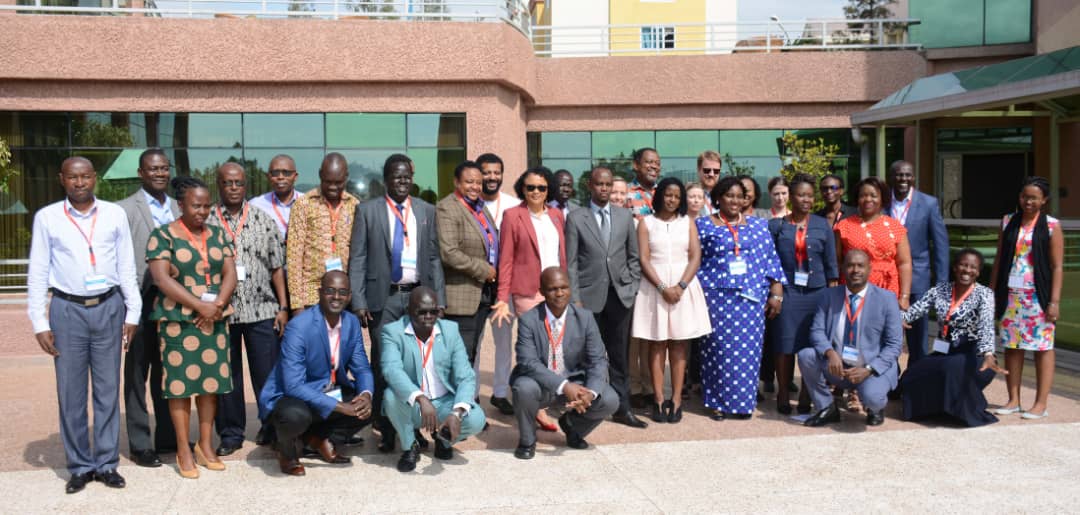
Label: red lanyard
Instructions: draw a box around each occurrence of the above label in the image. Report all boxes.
[328,326,341,385]
[770,207,786,219]
[844,293,866,345]
[941,284,975,338]
[270,192,293,235]
[177,220,211,286]
[1015,216,1037,257]
[789,216,807,269]
[719,213,741,256]
[415,331,435,393]
[894,196,911,223]
[544,317,566,371]
[64,203,99,270]
[215,204,248,257]
[386,196,411,247]
[456,193,495,249]
[325,199,345,253]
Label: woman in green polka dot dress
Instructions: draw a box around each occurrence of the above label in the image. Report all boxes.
[147,176,237,478]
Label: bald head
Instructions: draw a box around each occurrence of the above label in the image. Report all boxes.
[320,152,349,202]
[59,157,96,206]
[540,267,571,316]
[217,162,246,209]
[843,249,871,291]
[407,286,440,337]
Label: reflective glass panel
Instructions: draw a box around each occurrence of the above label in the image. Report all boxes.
[408,113,466,148]
[655,131,718,158]
[539,132,590,159]
[719,130,783,157]
[185,114,244,148]
[326,113,406,149]
[242,148,326,197]
[591,131,654,161]
[243,114,324,148]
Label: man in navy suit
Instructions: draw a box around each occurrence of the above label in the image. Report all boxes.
[888,160,949,365]
[259,271,374,476]
[797,250,903,427]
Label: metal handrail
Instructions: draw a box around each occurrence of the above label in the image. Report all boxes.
[0,259,28,292]
[532,18,921,57]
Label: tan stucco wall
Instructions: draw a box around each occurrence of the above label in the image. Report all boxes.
[1035,0,1080,54]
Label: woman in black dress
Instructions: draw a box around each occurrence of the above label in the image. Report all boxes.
[900,248,1006,427]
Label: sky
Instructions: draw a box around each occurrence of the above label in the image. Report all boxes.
[739,0,850,22]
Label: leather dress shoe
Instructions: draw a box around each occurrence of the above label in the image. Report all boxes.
[611,410,648,429]
[397,442,420,472]
[727,413,752,420]
[65,472,93,494]
[255,426,275,446]
[95,469,126,489]
[132,449,162,468]
[776,401,793,415]
[414,429,430,450]
[434,434,454,460]
[490,396,515,416]
[866,408,885,426]
[216,442,242,457]
[513,443,536,460]
[804,404,841,427]
[276,453,306,476]
[796,402,812,415]
[558,414,589,450]
[305,436,350,464]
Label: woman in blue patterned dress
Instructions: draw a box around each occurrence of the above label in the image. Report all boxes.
[696,176,786,420]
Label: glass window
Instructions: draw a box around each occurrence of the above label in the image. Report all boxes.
[185,114,243,148]
[243,114,324,148]
[719,130,783,157]
[985,0,1031,45]
[327,148,405,201]
[641,26,675,49]
[592,131,654,161]
[242,148,326,197]
[539,159,592,179]
[72,113,137,148]
[326,113,406,148]
[407,113,466,148]
[660,157,698,184]
[539,132,590,159]
[656,131,719,158]
[0,112,68,148]
[411,148,466,201]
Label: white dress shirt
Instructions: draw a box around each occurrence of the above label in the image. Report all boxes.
[405,323,471,414]
[891,190,913,225]
[484,191,518,229]
[590,200,610,229]
[27,198,141,333]
[546,305,597,398]
[386,197,418,284]
[529,208,561,271]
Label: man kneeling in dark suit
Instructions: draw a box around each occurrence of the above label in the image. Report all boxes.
[259,271,374,476]
[512,267,618,460]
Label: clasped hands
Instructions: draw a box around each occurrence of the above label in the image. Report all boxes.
[824,350,870,385]
[417,396,462,442]
[562,382,593,414]
[335,391,373,420]
[193,299,226,332]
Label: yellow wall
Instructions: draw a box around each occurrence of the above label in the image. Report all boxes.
[608,0,707,55]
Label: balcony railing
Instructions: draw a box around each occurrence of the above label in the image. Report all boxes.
[0,0,532,35]
[532,18,922,57]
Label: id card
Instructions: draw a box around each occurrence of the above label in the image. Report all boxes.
[200,292,218,303]
[1007,272,1028,289]
[931,338,951,355]
[325,386,342,402]
[235,265,246,282]
[794,271,809,287]
[841,345,860,366]
[738,290,760,303]
[84,274,109,292]
[728,257,747,276]
[401,255,417,269]
[325,257,343,272]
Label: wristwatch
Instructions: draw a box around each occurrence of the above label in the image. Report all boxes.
[656,283,667,293]
[769,294,784,303]
[453,408,466,421]
[277,305,289,313]
[677,281,688,290]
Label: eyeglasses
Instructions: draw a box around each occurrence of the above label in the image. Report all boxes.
[822,185,842,191]
[269,169,297,178]
[414,309,439,316]
[142,165,173,174]
[319,287,350,296]
[525,184,548,192]
[220,180,245,188]
[701,168,721,176]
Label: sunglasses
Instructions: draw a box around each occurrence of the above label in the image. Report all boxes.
[269,169,297,178]
[415,308,439,316]
[525,184,548,192]
[220,180,244,188]
[701,168,721,176]
[822,185,842,191]
[319,287,350,296]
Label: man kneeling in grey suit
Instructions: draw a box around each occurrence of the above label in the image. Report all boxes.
[511,267,618,459]
[798,249,903,427]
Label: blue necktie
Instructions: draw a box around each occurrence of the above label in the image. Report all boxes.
[844,293,859,348]
[391,203,404,283]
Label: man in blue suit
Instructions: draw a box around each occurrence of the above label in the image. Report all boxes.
[380,287,486,472]
[797,250,903,427]
[888,160,949,365]
[259,271,374,476]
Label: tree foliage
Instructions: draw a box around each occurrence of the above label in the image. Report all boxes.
[843,0,896,19]
[722,153,756,177]
[0,137,14,193]
[779,132,840,211]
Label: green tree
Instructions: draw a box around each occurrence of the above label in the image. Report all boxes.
[722,153,756,177]
[843,0,896,20]
[0,137,15,193]
[347,0,395,14]
[778,132,839,211]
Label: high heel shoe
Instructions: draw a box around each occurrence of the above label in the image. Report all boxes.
[667,402,682,424]
[994,405,1024,415]
[194,445,226,471]
[177,455,199,479]
[1021,410,1048,420]
[650,402,667,423]
[536,413,558,432]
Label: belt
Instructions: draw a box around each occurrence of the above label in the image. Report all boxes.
[50,286,118,307]
[390,283,420,293]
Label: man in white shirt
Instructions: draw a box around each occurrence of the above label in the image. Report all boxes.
[249,154,302,241]
[28,157,141,493]
[379,287,486,472]
[476,152,518,415]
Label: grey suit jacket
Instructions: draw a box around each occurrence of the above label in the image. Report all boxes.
[510,303,609,394]
[900,191,949,294]
[348,196,445,312]
[564,202,640,312]
[117,189,179,293]
[808,284,904,388]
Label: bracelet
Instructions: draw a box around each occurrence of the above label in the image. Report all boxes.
[770,294,784,302]
[677,281,688,290]
[900,293,910,298]
[278,306,289,312]
[656,283,667,293]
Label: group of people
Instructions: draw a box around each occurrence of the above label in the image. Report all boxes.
[28,145,1063,494]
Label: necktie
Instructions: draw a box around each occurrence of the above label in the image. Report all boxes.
[551,318,564,373]
[599,208,610,246]
[391,203,404,283]
[844,293,859,349]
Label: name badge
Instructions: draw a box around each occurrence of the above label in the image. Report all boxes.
[325,257,343,272]
[1007,272,1027,289]
[728,257,747,276]
[84,274,109,292]
[235,265,247,282]
[931,338,951,355]
[401,255,418,269]
[325,386,342,402]
[738,290,760,303]
[200,292,218,303]
[841,345,860,366]
[794,271,809,287]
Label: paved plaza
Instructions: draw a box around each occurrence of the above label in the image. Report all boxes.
[1,304,1078,513]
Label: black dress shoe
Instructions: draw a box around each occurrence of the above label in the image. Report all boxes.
[668,404,683,424]
[804,404,841,427]
[433,435,453,460]
[216,442,242,457]
[377,437,396,453]
[649,402,666,423]
[727,413,752,420]
[776,401,793,415]
[611,410,648,429]
[95,469,126,489]
[255,426,275,446]
[343,434,365,446]
[708,409,725,421]
[796,403,812,415]
[514,443,536,460]
[414,430,430,450]
[132,449,162,468]
[490,396,515,416]
[866,408,885,426]
[558,414,589,450]
[397,442,420,472]
[65,472,93,494]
